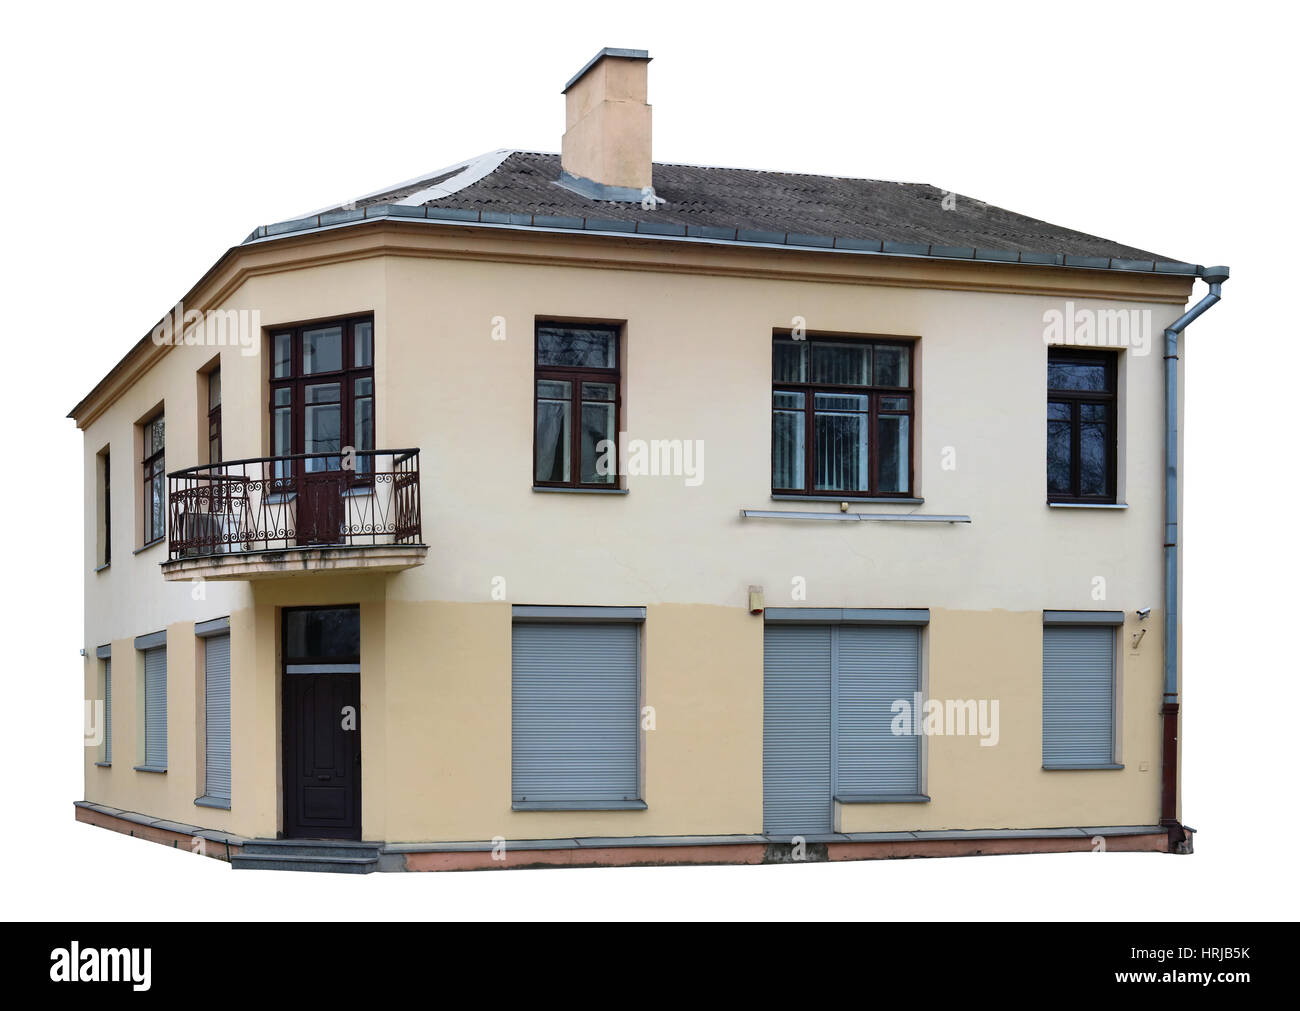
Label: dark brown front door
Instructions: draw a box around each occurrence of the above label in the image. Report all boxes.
[282,607,362,840]
[283,671,360,839]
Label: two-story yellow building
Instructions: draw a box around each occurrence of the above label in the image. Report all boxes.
[69,48,1226,872]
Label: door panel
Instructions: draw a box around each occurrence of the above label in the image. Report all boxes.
[283,671,360,839]
[297,381,344,545]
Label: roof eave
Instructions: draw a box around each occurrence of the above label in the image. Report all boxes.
[242,203,1209,277]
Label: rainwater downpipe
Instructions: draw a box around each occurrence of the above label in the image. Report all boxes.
[1161,265,1229,851]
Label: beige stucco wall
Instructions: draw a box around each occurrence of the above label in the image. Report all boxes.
[77,224,1191,842]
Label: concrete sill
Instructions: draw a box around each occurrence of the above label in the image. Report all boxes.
[93,562,111,573]
[836,793,931,804]
[532,486,628,495]
[1048,502,1128,510]
[512,800,647,811]
[194,796,231,810]
[1042,763,1125,771]
[133,538,165,555]
[93,761,111,768]
[133,765,167,774]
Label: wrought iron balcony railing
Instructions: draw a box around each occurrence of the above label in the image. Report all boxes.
[167,449,421,562]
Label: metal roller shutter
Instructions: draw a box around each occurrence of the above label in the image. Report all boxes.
[143,645,167,768]
[511,623,639,802]
[204,633,231,800]
[763,624,832,834]
[103,659,112,764]
[836,625,921,795]
[1042,625,1115,766]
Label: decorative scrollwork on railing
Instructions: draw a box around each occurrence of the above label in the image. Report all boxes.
[167,449,421,561]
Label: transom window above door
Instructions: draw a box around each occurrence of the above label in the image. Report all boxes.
[270,316,374,474]
[771,335,915,497]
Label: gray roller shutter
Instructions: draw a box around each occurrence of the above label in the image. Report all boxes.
[511,623,639,802]
[837,625,921,795]
[1043,625,1115,767]
[763,624,832,834]
[204,633,231,800]
[143,645,167,769]
[103,659,112,764]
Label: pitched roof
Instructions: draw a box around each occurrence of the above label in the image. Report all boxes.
[276,149,1179,266]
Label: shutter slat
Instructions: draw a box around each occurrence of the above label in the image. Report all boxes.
[103,659,112,764]
[204,633,231,800]
[143,646,167,768]
[764,624,923,833]
[837,625,921,795]
[511,623,639,802]
[1043,626,1114,766]
[763,625,832,834]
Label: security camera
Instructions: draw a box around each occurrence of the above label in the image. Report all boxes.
[1136,608,1151,621]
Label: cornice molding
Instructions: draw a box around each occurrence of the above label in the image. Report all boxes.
[69,220,1194,429]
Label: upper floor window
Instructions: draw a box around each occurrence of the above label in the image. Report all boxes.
[207,367,222,464]
[1047,349,1117,503]
[97,448,111,567]
[772,335,914,497]
[534,323,620,489]
[270,317,374,474]
[141,412,165,544]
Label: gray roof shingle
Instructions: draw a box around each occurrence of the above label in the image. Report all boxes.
[325,150,1172,262]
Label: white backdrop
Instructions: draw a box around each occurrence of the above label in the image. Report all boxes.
[1,0,1294,921]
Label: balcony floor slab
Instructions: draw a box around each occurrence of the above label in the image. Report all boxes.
[160,543,428,581]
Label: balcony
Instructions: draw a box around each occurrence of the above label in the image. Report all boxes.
[161,449,427,581]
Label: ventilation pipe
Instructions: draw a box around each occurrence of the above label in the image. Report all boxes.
[1161,265,1228,853]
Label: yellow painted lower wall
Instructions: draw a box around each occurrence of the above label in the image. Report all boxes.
[83,596,1165,844]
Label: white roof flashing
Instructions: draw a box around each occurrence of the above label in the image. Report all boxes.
[294,149,514,218]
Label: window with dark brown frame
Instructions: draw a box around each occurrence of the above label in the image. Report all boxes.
[207,367,222,465]
[534,323,620,489]
[269,316,374,477]
[101,450,111,566]
[141,412,165,544]
[771,334,915,497]
[1047,348,1117,503]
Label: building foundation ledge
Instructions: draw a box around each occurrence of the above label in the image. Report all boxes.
[74,802,1175,871]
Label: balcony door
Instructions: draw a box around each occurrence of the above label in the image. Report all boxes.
[270,317,375,547]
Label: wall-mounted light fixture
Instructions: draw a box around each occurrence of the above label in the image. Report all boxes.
[748,585,764,615]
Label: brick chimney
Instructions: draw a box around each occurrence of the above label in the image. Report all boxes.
[560,48,652,201]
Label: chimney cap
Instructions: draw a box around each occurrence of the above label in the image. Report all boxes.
[562,47,651,94]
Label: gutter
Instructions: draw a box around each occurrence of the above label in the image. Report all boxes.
[1160,265,1229,853]
[241,202,1212,278]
